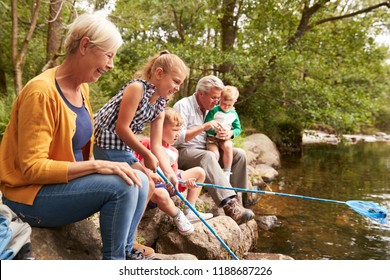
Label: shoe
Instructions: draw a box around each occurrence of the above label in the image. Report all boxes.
[133,243,155,258]
[126,248,149,260]
[173,210,194,235]
[223,198,255,225]
[126,248,160,260]
[185,210,213,223]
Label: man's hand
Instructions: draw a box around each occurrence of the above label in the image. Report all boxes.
[202,120,221,132]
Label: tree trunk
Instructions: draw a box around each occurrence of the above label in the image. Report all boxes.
[44,0,64,70]
[219,0,241,80]
[11,0,42,95]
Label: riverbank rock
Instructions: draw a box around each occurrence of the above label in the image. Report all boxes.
[30,219,102,260]
[155,216,258,260]
[302,130,390,144]
[243,133,280,183]
[243,252,294,260]
[243,134,281,168]
[255,215,278,231]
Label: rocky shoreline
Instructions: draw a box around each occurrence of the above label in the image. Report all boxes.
[303,130,390,145]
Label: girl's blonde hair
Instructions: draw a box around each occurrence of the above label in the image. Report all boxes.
[222,85,239,101]
[164,107,184,127]
[134,50,189,80]
[64,12,123,54]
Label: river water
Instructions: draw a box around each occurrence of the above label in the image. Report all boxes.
[253,142,390,260]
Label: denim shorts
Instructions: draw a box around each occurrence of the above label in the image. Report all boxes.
[93,145,139,166]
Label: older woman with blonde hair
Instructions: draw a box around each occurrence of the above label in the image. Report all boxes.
[0,13,150,260]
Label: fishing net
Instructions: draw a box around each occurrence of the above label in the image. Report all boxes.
[346,200,388,224]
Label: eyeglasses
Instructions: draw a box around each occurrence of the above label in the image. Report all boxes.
[203,92,220,102]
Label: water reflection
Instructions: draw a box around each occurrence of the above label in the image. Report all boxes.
[254,142,390,260]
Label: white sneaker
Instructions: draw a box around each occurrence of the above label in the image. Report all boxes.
[173,210,194,235]
[185,210,214,223]
[223,171,231,182]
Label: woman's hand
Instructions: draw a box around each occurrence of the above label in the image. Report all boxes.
[95,160,142,188]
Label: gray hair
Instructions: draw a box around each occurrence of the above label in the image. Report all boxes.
[195,75,225,94]
[64,12,123,54]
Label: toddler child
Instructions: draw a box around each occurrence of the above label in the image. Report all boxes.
[204,86,242,182]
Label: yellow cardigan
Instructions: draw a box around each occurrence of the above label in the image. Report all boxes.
[0,67,93,205]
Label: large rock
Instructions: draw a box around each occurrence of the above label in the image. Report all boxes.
[243,134,281,168]
[155,216,258,260]
[31,219,102,260]
[243,134,280,184]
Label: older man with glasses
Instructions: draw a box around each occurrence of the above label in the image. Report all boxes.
[173,75,254,225]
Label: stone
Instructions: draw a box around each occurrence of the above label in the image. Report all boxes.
[243,252,294,260]
[243,134,281,168]
[31,219,102,260]
[155,216,258,260]
[255,215,278,231]
[153,253,198,260]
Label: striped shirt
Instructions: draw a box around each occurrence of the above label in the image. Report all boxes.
[94,79,168,151]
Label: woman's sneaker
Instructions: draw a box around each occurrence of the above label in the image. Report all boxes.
[126,248,149,260]
[173,210,194,235]
[126,248,160,260]
[185,210,214,223]
[132,243,155,258]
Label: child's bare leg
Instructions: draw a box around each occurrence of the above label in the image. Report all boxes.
[220,140,233,170]
[180,167,213,222]
[207,143,220,161]
[151,188,194,235]
[181,167,205,204]
[220,140,234,182]
[150,188,177,216]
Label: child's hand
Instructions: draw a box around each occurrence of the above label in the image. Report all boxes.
[149,172,163,183]
[184,178,198,189]
[166,174,178,195]
[216,126,232,140]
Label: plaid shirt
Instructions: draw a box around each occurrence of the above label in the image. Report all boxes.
[94,79,168,151]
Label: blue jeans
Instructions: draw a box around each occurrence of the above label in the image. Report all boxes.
[3,171,149,260]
